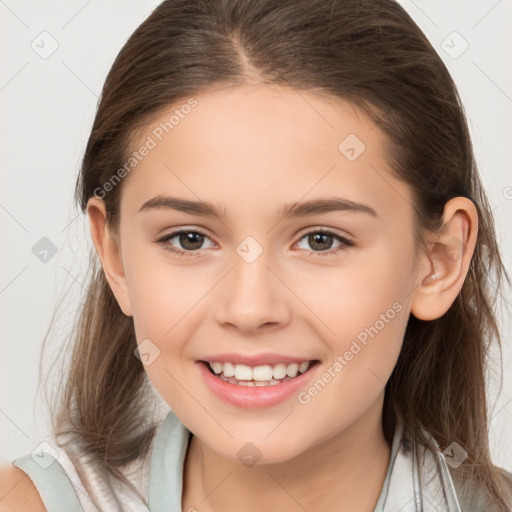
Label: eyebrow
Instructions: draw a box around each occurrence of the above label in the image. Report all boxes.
[138,195,377,219]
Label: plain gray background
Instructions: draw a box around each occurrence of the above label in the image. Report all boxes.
[1,0,511,471]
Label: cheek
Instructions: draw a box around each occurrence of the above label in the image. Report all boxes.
[292,241,413,348]
[291,243,413,405]
[123,248,217,404]
[124,244,210,339]
[293,280,409,439]
[124,255,205,407]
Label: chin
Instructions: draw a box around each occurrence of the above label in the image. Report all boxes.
[207,435,310,467]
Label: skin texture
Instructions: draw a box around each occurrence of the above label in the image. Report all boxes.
[0,463,45,512]
[87,84,478,512]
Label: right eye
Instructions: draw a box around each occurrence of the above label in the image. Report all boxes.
[156,229,216,256]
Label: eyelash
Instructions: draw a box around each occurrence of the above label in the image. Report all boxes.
[156,229,353,258]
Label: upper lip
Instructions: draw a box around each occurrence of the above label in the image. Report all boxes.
[199,352,317,366]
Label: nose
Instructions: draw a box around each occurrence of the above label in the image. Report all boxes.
[214,249,291,334]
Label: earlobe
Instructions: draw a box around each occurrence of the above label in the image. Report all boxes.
[86,197,133,317]
[411,197,478,321]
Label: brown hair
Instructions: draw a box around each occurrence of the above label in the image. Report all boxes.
[43,0,511,509]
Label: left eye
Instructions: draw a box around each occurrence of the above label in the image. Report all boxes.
[156,229,353,257]
[295,231,353,256]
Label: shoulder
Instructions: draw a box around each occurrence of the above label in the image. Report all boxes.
[0,463,46,512]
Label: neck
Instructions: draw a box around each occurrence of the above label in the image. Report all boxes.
[182,393,392,512]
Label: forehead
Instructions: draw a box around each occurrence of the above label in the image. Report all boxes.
[120,84,413,225]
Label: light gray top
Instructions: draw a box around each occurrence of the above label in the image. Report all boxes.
[12,408,494,511]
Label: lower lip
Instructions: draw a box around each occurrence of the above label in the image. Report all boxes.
[196,360,320,409]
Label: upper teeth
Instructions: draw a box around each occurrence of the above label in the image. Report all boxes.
[208,361,311,381]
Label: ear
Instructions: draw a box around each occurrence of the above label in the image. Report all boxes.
[410,197,478,321]
[86,196,133,317]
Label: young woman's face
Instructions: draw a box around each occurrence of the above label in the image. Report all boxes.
[113,84,422,462]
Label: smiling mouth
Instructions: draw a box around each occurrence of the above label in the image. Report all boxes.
[200,360,320,387]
